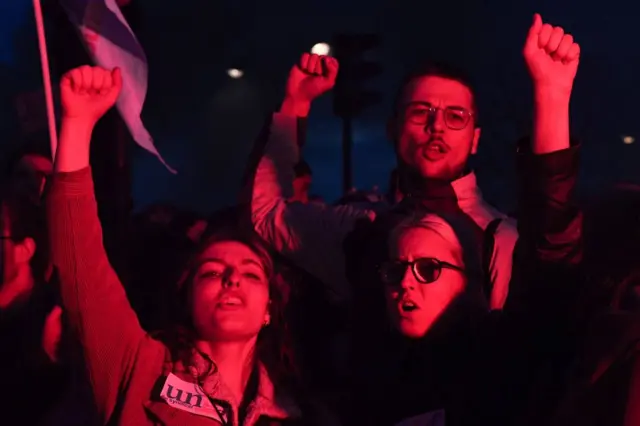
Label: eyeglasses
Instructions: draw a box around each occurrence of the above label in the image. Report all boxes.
[378,257,464,286]
[404,105,473,130]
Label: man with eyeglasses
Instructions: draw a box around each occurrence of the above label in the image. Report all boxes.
[248,53,516,310]
[384,61,518,310]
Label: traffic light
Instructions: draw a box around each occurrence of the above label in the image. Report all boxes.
[332,33,383,118]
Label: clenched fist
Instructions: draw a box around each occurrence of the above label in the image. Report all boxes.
[61,65,122,125]
[285,53,339,104]
[523,14,580,95]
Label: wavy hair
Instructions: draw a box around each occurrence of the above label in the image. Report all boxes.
[154,221,298,389]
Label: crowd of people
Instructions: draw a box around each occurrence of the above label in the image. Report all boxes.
[0,13,638,426]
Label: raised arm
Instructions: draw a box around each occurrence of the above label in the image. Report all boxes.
[519,13,583,266]
[50,66,159,421]
[248,54,374,303]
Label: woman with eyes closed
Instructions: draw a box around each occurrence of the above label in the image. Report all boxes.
[48,65,325,426]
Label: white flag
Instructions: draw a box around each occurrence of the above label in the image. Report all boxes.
[60,0,175,173]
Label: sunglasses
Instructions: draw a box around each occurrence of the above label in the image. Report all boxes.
[378,257,464,286]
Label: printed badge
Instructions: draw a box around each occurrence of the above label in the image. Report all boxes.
[159,373,227,423]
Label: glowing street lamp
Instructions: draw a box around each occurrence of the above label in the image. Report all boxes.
[623,135,635,144]
[227,68,244,79]
[311,42,331,56]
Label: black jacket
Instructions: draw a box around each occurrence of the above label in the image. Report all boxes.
[345,147,583,426]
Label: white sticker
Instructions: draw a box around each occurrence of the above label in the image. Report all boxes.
[159,373,226,423]
[394,409,445,426]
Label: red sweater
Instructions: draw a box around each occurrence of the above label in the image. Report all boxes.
[47,168,300,425]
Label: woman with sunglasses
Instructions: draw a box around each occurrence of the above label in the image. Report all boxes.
[346,15,584,426]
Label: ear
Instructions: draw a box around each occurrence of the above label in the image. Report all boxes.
[263,299,272,326]
[471,127,481,155]
[14,237,36,265]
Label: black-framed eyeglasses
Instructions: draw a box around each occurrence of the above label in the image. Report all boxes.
[378,257,465,286]
[404,104,474,130]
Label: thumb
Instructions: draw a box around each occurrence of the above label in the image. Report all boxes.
[325,57,339,81]
[61,73,72,90]
[112,67,123,91]
[525,13,543,50]
[108,68,123,104]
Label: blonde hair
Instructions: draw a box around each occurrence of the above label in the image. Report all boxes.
[389,211,484,288]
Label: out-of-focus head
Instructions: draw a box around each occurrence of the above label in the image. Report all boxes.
[381,213,472,338]
[292,160,312,204]
[388,62,480,182]
[4,149,53,205]
[1,192,43,288]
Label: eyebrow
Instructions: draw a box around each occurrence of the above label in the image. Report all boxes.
[197,257,263,269]
[405,100,468,110]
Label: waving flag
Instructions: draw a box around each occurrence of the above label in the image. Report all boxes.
[60,0,175,172]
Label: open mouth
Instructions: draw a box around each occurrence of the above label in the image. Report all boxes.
[400,300,418,312]
[425,141,446,153]
[217,296,244,308]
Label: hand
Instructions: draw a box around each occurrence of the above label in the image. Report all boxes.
[523,14,580,96]
[61,65,122,125]
[285,53,339,105]
[42,305,64,364]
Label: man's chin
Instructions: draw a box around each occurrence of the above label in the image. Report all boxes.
[415,163,450,180]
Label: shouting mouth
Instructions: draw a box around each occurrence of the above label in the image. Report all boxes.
[420,140,448,161]
[217,294,245,310]
[398,299,419,314]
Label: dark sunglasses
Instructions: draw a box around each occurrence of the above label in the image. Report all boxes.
[378,257,464,286]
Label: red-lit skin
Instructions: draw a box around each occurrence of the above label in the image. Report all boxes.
[389,76,481,181]
[0,205,36,310]
[190,240,271,345]
[189,240,271,404]
[280,53,337,116]
[524,14,579,154]
[56,65,272,408]
[291,175,312,203]
[385,226,466,338]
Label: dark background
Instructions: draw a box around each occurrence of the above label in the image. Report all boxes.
[2,0,639,214]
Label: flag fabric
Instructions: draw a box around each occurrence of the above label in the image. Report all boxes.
[60,0,175,173]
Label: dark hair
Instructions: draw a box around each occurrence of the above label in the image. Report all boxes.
[392,61,479,126]
[156,222,299,389]
[294,160,312,178]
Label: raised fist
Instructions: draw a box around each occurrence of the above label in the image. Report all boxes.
[61,65,122,124]
[285,53,339,104]
[523,14,580,94]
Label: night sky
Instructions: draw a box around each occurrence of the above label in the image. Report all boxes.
[2,0,640,215]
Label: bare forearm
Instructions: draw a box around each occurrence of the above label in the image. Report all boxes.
[280,98,310,117]
[55,118,95,173]
[532,88,571,154]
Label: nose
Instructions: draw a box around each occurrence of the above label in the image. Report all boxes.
[222,268,241,288]
[399,266,416,291]
[425,108,445,133]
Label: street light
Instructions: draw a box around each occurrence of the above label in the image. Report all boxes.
[227,68,244,79]
[623,135,635,144]
[311,42,331,56]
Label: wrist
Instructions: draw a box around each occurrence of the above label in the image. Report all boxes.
[280,97,311,117]
[55,117,95,172]
[61,116,98,131]
[533,85,572,106]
